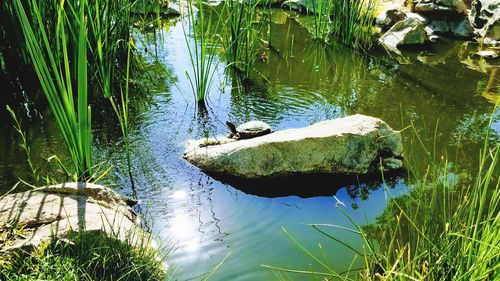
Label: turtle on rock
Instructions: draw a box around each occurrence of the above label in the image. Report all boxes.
[226,120,272,140]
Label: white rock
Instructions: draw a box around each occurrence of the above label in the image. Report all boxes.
[0,182,142,252]
[184,114,403,178]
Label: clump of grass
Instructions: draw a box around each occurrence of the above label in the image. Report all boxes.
[220,1,265,79]
[184,0,222,109]
[330,0,377,49]
[0,231,168,281]
[308,0,333,42]
[359,137,499,280]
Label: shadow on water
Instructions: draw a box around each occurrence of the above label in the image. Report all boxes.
[208,169,405,198]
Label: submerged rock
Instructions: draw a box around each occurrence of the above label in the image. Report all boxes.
[184,114,403,179]
[0,182,141,252]
[379,17,428,53]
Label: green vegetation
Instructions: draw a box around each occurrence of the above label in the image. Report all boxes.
[110,41,134,172]
[308,0,333,41]
[2,0,139,181]
[6,105,40,184]
[265,116,499,280]
[184,0,222,108]
[305,0,377,48]
[330,0,376,49]
[0,231,168,281]
[11,0,93,181]
[220,1,265,79]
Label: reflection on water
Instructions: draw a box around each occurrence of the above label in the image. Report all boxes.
[0,7,498,281]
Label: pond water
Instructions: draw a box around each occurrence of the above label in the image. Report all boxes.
[1,8,499,281]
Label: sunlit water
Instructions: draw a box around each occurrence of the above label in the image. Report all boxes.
[0,8,498,281]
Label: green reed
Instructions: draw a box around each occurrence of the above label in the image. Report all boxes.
[11,0,93,180]
[308,0,333,42]
[221,1,265,79]
[5,0,138,181]
[86,0,133,98]
[184,0,222,107]
[110,40,133,171]
[330,0,377,49]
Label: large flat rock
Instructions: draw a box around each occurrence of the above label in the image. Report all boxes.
[184,114,403,179]
[0,182,140,252]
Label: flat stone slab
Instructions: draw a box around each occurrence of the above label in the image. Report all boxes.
[184,114,404,179]
[0,182,141,252]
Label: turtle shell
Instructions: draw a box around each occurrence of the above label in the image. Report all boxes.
[235,121,272,139]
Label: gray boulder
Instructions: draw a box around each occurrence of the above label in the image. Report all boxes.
[131,0,193,17]
[425,18,474,37]
[376,8,408,29]
[379,17,428,53]
[470,0,500,45]
[184,114,403,179]
[0,182,142,252]
[413,0,467,15]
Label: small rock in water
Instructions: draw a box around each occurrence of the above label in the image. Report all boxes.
[475,50,499,58]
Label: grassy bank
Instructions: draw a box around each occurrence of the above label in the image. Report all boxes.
[266,117,499,280]
[0,231,168,281]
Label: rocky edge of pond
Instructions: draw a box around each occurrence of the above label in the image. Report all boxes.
[376,0,500,54]
[184,114,404,179]
[276,0,499,54]
[138,0,499,58]
[0,182,147,253]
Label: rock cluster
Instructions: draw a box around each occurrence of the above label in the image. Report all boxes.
[377,0,500,52]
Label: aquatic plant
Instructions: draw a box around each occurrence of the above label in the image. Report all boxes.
[308,0,333,42]
[86,0,134,98]
[110,40,134,172]
[11,0,93,181]
[5,0,139,181]
[329,0,377,49]
[184,0,222,108]
[6,105,40,184]
[220,1,265,79]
